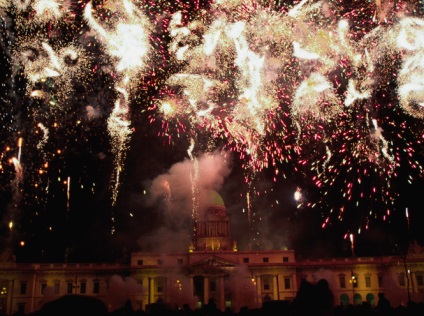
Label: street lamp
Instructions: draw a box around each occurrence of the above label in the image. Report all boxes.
[349,271,357,305]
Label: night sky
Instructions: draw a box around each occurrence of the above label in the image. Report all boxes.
[1,0,424,263]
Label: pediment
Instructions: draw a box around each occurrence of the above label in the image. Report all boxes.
[191,255,236,268]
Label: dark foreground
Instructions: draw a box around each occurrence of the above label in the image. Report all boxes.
[11,294,423,316]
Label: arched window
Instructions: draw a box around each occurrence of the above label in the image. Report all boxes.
[366,293,375,306]
[340,294,349,306]
[353,293,362,305]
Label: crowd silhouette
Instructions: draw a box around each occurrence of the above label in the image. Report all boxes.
[7,279,422,316]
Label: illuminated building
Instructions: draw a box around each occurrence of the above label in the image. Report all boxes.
[1,191,424,314]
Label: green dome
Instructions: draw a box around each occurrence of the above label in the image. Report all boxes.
[199,190,225,209]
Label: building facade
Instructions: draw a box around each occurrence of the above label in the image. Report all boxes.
[1,191,424,315]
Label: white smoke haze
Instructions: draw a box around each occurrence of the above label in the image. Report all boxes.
[138,151,232,252]
[106,274,138,312]
[86,105,101,120]
[148,151,232,208]
[225,265,259,312]
[164,270,198,310]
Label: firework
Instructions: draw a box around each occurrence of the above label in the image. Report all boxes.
[1,0,423,247]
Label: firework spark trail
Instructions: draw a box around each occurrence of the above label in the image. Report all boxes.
[371,118,394,164]
[165,3,292,170]
[11,157,23,187]
[84,0,151,208]
[66,176,70,212]
[37,123,49,151]
[17,137,22,163]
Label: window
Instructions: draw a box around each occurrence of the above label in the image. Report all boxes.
[243,257,249,263]
[54,281,60,294]
[177,259,183,265]
[20,282,27,295]
[137,260,143,266]
[398,273,405,287]
[80,282,86,294]
[67,282,73,294]
[263,277,271,291]
[284,277,291,290]
[378,275,383,287]
[157,278,164,293]
[365,276,371,288]
[157,259,163,265]
[283,257,289,263]
[416,275,423,287]
[40,282,47,295]
[93,281,100,294]
[263,257,269,263]
[339,276,346,288]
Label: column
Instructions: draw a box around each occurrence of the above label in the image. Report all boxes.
[292,273,297,298]
[410,272,417,293]
[149,277,155,304]
[7,279,15,316]
[31,272,37,311]
[204,277,209,305]
[273,275,279,300]
[256,275,262,306]
[142,277,149,310]
[219,276,225,311]
[189,277,194,298]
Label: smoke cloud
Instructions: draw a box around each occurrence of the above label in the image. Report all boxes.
[138,151,232,252]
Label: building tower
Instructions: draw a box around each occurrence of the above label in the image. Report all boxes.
[194,190,232,251]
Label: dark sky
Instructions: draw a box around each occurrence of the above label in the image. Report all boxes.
[1,1,424,263]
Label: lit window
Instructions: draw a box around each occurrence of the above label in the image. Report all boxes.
[284,277,291,290]
[365,276,371,288]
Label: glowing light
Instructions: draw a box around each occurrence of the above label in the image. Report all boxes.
[294,188,302,202]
